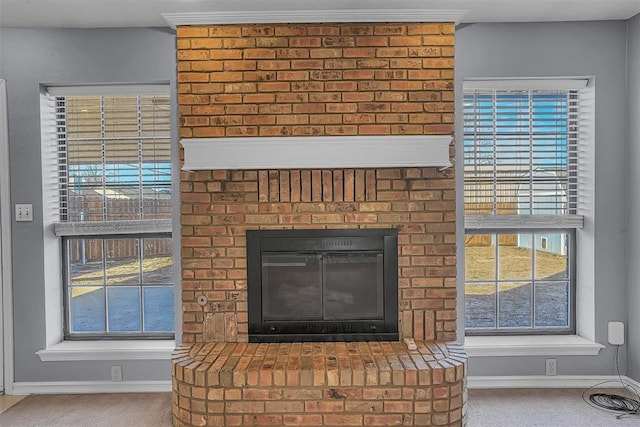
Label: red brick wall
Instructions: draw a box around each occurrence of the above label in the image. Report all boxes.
[172,341,467,426]
[177,22,456,344]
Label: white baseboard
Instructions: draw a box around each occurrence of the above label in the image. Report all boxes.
[11,380,171,395]
[624,376,640,390]
[9,376,640,395]
[467,375,637,389]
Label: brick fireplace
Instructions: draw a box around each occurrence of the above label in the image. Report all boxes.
[170,17,466,426]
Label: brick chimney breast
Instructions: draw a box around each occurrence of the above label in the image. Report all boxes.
[178,22,456,344]
[172,18,466,427]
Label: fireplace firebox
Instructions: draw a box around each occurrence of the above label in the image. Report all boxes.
[246,228,398,342]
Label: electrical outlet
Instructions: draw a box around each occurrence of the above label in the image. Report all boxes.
[15,204,33,222]
[545,358,557,376]
[111,365,123,382]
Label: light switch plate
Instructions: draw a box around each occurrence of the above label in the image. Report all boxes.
[15,204,33,222]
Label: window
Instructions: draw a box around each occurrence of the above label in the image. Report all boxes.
[463,79,592,335]
[465,231,574,331]
[42,84,173,339]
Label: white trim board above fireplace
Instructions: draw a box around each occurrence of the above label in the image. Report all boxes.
[180,135,452,171]
[162,9,467,28]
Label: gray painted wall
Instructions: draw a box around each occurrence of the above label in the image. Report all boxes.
[455,21,629,376]
[627,14,640,382]
[0,20,635,384]
[0,27,179,382]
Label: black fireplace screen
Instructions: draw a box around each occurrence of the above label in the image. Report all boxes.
[247,229,398,342]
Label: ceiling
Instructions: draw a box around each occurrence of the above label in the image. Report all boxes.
[1,0,639,28]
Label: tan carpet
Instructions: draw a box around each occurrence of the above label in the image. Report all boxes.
[468,388,640,427]
[1,389,639,426]
[0,393,172,427]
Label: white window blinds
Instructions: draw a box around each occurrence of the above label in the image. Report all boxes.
[463,79,591,229]
[41,85,172,235]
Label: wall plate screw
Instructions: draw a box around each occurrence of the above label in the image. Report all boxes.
[197,295,208,306]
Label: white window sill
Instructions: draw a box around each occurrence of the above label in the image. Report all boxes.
[36,340,175,362]
[464,335,604,357]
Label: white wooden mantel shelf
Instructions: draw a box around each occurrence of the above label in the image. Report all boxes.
[180,135,453,171]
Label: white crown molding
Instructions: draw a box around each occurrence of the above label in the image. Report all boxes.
[467,375,631,389]
[181,135,453,171]
[162,9,468,29]
[11,380,171,395]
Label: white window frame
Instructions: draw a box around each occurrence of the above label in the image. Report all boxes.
[462,78,597,344]
[38,83,175,357]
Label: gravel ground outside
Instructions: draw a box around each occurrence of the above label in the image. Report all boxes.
[68,257,174,333]
[68,245,570,332]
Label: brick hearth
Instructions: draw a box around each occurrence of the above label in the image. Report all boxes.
[173,20,466,426]
[172,341,466,426]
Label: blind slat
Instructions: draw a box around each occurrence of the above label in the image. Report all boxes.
[463,86,585,219]
[43,88,172,223]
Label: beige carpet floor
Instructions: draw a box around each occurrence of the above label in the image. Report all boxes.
[468,388,640,427]
[0,392,172,427]
[0,388,638,426]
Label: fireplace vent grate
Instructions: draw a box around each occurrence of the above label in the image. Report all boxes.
[292,323,354,334]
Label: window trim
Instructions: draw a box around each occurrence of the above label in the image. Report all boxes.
[55,219,171,237]
[1,79,15,394]
[62,232,174,340]
[465,214,584,230]
[40,83,174,344]
[464,335,604,357]
[463,78,589,91]
[461,78,594,338]
[36,339,175,362]
[46,82,170,97]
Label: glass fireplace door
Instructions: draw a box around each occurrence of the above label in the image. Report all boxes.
[247,228,398,342]
[323,253,384,320]
[262,253,323,321]
[261,251,384,322]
